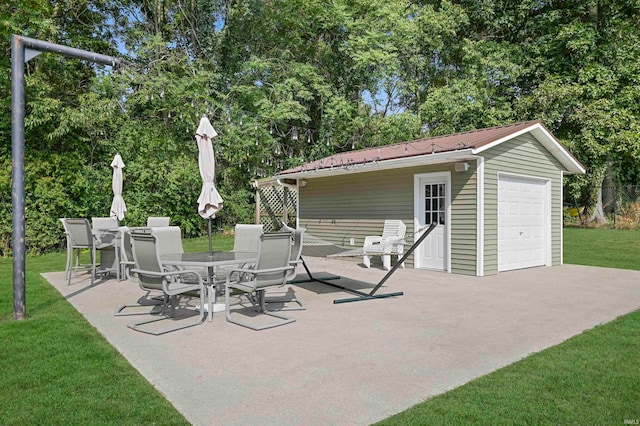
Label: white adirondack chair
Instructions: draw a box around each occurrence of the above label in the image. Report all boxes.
[363,220,407,270]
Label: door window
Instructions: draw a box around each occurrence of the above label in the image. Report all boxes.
[424,183,445,225]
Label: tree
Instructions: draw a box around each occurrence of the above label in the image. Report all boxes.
[511,0,640,223]
[0,0,128,254]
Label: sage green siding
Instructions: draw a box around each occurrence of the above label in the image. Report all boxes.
[296,131,570,276]
[450,161,478,275]
[298,162,478,273]
[482,134,565,275]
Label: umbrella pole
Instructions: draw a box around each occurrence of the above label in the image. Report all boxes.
[208,217,213,256]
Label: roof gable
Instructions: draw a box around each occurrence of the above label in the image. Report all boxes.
[275,120,585,179]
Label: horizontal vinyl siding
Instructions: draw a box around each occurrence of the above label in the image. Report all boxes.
[299,168,414,220]
[483,134,566,275]
[298,218,393,248]
[300,164,451,268]
[299,162,477,273]
[450,161,477,275]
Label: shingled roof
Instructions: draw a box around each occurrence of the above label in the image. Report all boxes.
[275,120,584,178]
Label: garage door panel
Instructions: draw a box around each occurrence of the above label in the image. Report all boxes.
[498,175,548,272]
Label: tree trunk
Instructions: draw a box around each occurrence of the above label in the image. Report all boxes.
[602,158,616,214]
[587,166,608,224]
[588,184,607,224]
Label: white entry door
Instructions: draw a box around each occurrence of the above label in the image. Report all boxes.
[498,174,549,271]
[415,174,449,271]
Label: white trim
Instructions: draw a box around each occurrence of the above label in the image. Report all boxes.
[296,180,301,228]
[476,157,485,276]
[473,123,585,174]
[559,170,563,265]
[413,171,451,272]
[497,172,552,271]
[474,126,538,154]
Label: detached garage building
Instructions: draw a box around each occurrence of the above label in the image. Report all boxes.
[274,120,585,276]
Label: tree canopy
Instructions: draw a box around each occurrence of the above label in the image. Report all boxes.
[2,0,640,254]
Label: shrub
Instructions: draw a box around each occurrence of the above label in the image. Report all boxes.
[613,201,640,230]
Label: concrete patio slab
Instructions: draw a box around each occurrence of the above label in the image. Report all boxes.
[43,258,640,425]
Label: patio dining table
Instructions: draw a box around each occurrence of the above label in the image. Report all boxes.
[161,251,257,321]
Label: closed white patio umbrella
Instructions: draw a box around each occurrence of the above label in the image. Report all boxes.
[110,154,127,221]
[196,115,223,254]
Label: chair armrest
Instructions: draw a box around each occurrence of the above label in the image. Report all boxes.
[363,236,383,247]
[364,236,405,255]
[382,236,406,246]
[364,236,382,244]
[131,268,202,281]
[363,236,385,253]
[131,268,165,277]
[228,265,294,276]
[226,265,294,283]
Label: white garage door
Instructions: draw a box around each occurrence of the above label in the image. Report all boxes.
[498,175,549,272]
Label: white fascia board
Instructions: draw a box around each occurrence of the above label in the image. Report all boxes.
[472,123,586,174]
[274,149,476,180]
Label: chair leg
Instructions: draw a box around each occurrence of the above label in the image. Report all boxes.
[264,287,305,311]
[90,247,96,286]
[114,293,168,316]
[363,255,371,268]
[114,246,121,281]
[126,292,206,335]
[65,245,73,285]
[382,255,391,271]
[226,288,296,331]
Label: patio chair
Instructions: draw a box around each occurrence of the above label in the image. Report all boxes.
[152,226,184,256]
[92,217,118,238]
[124,228,206,335]
[213,224,264,282]
[92,217,120,280]
[232,224,264,252]
[263,226,306,311]
[61,218,94,285]
[153,226,207,280]
[61,218,117,286]
[118,226,134,280]
[363,220,407,271]
[225,231,296,330]
[147,216,170,227]
[116,226,205,316]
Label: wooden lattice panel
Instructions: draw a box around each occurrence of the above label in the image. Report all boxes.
[257,185,297,232]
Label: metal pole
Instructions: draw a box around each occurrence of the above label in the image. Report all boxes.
[18,35,122,66]
[11,35,26,320]
[333,222,437,304]
[11,34,123,320]
[208,218,213,256]
[367,222,437,296]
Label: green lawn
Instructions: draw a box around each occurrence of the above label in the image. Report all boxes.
[563,226,640,271]
[0,235,227,425]
[1,229,639,424]
[376,227,640,425]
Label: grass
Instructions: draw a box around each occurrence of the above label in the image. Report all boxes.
[375,227,640,425]
[563,226,640,270]
[0,235,231,425]
[377,310,640,425]
[1,229,639,424]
